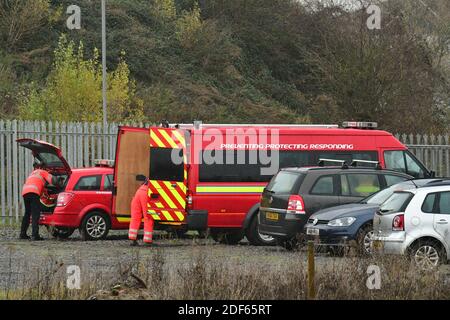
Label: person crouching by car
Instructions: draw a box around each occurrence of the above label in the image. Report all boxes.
[128,179,155,247]
[20,161,53,241]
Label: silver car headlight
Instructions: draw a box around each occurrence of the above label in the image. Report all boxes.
[327,217,356,227]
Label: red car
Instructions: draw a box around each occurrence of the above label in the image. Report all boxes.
[18,139,128,240]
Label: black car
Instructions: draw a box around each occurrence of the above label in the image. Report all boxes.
[258,166,413,249]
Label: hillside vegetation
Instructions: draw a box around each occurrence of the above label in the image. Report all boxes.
[1,0,449,133]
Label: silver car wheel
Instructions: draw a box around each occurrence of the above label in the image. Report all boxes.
[363,230,374,254]
[414,245,440,269]
[86,215,107,239]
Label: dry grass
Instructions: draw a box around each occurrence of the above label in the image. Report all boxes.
[0,247,449,300]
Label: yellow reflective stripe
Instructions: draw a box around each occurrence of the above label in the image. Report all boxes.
[177,182,187,194]
[172,130,185,147]
[150,130,165,148]
[151,214,161,220]
[174,211,185,221]
[159,130,178,149]
[151,181,177,209]
[196,186,265,193]
[163,181,185,207]
[161,210,174,221]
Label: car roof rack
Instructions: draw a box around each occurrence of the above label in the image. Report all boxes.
[318,158,348,169]
[350,159,382,170]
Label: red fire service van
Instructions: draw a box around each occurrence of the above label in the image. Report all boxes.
[112,121,433,246]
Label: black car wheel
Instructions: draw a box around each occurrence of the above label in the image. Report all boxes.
[245,213,277,246]
[47,226,75,239]
[80,211,110,241]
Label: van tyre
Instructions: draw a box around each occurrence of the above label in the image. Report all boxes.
[410,240,445,270]
[245,213,277,246]
[80,211,110,241]
[47,226,75,239]
[210,229,244,245]
[356,224,374,256]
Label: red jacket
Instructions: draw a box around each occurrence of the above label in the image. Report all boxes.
[21,169,53,197]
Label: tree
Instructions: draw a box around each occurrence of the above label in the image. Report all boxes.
[19,35,144,122]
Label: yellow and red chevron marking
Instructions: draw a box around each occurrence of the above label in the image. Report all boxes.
[148,128,188,223]
[147,180,186,222]
[150,128,186,149]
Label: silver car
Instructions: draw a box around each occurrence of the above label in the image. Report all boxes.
[372,181,450,269]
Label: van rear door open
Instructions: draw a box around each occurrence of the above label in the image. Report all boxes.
[112,127,150,220]
[147,128,188,224]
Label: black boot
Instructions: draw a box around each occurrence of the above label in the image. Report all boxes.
[130,240,138,247]
[31,235,44,241]
[19,234,30,240]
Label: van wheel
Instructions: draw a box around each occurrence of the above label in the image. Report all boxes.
[47,226,75,239]
[410,240,445,270]
[80,211,110,241]
[210,229,244,245]
[245,213,277,246]
[356,224,374,256]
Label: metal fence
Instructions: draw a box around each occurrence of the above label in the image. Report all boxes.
[0,120,449,224]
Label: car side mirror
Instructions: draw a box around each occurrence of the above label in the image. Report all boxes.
[136,174,147,182]
[429,170,436,178]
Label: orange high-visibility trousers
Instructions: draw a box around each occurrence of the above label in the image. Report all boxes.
[128,184,154,243]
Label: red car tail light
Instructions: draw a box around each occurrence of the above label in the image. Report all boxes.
[57,192,75,207]
[287,195,306,215]
[392,214,405,231]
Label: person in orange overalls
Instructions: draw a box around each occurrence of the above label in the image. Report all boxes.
[20,162,53,241]
[128,180,155,246]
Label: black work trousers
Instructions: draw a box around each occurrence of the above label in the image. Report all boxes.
[21,193,41,238]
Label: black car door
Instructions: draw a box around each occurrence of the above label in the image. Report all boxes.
[303,174,340,215]
[339,172,382,205]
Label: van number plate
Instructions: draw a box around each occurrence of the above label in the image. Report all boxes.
[266,212,279,221]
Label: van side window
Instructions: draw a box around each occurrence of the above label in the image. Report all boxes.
[150,148,184,182]
[384,150,427,178]
[404,151,425,178]
[384,151,406,173]
[311,176,335,195]
[346,174,380,197]
[74,175,102,191]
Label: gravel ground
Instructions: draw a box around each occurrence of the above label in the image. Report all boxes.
[1,226,449,296]
[0,226,333,291]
